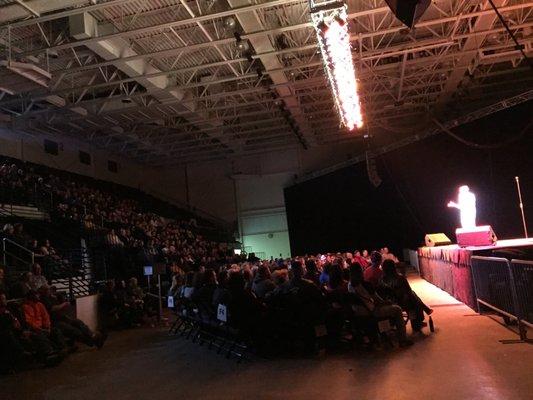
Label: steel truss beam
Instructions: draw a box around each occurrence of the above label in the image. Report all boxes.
[294,89,533,184]
[7,3,531,60]
[2,31,530,119]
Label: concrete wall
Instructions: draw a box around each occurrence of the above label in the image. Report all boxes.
[0,127,148,189]
[235,173,294,258]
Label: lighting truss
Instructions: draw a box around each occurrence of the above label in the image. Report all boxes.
[310,1,363,130]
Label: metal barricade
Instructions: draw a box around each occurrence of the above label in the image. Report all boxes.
[471,256,528,341]
[510,259,533,329]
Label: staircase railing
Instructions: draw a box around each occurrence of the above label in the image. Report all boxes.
[2,237,34,267]
[52,246,110,299]
[0,238,102,300]
[0,199,81,249]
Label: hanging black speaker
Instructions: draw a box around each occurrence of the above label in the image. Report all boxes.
[384,0,432,28]
[365,151,382,188]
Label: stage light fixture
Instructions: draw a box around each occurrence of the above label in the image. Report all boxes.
[224,16,236,29]
[311,2,363,130]
[236,39,250,52]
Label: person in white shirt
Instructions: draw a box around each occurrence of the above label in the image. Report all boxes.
[30,263,48,291]
[448,185,476,229]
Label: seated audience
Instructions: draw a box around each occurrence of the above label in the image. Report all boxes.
[0,267,7,294]
[100,280,120,330]
[323,263,349,342]
[362,250,371,264]
[363,251,384,288]
[266,269,289,299]
[251,265,275,299]
[1,155,435,363]
[212,269,230,308]
[30,263,48,291]
[39,286,106,349]
[0,292,29,372]
[319,262,331,286]
[380,260,433,331]
[127,277,145,304]
[348,264,413,347]
[353,250,369,269]
[192,268,218,311]
[285,261,326,349]
[168,273,184,300]
[11,272,33,299]
[179,271,196,300]
[226,271,267,342]
[304,259,320,286]
[381,247,399,263]
[22,291,66,354]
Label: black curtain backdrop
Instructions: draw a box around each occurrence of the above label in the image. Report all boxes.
[285,101,533,256]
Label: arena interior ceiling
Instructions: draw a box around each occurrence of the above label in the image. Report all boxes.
[0,0,532,165]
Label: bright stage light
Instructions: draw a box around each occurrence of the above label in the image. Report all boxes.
[447,185,477,229]
[311,3,363,130]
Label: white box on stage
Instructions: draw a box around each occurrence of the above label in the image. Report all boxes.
[456,225,497,247]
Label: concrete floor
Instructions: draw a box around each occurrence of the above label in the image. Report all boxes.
[2,276,532,400]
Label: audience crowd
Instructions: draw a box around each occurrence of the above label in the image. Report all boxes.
[1,222,67,279]
[0,264,107,374]
[168,248,433,355]
[1,157,433,372]
[1,158,233,279]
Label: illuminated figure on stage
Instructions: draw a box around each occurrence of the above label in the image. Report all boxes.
[447,185,476,229]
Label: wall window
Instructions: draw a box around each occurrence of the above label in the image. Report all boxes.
[44,139,59,155]
[79,150,91,165]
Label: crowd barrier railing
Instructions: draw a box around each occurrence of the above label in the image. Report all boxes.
[510,259,533,329]
[471,256,531,341]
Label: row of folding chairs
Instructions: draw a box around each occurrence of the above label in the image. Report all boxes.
[169,298,249,362]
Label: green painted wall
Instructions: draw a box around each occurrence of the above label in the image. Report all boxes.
[242,231,291,260]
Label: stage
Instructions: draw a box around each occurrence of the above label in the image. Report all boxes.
[418,238,533,309]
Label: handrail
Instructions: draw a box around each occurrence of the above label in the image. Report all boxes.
[0,199,80,248]
[2,237,34,265]
[2,251,33,267]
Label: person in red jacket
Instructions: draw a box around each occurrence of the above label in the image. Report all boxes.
[22,291,50,331]
[22,290,65,353]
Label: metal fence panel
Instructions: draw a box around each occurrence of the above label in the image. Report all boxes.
[510,259,533,327]
[471,256,515,317]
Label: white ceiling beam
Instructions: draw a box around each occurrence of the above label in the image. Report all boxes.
[0,0,87,24]
[13,0,40,17]
[227,0,313,147]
